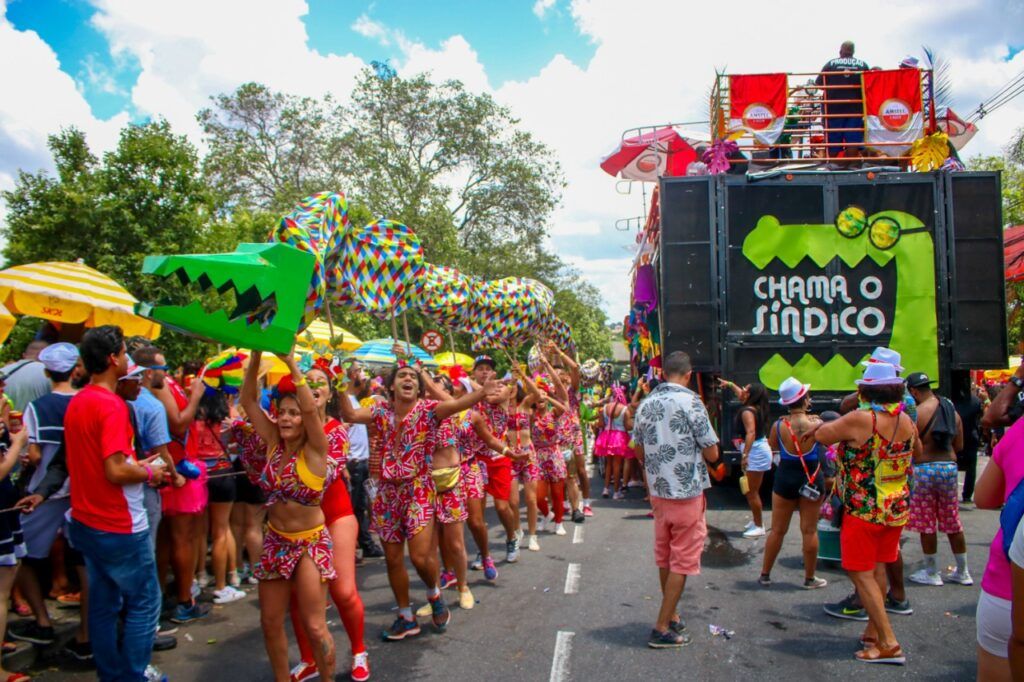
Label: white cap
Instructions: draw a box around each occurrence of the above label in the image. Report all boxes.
[38,342,79,373]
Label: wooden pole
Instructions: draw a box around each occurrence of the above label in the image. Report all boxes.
[401,311,412,355]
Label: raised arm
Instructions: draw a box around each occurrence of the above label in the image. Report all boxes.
[540,355,569,404]
[549,342,580,391]
[240,351,278,446]
[982,370,1024,429]
[154,376,204,439]
[436,377,499,421]
[278,353,328,470]
[422,372,454,402]
[339,387,375,425]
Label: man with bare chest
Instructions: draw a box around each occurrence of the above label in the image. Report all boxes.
[905,372,971,587]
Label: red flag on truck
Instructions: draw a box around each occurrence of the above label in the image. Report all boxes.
[728,73,788,145]
[862,68,923,155]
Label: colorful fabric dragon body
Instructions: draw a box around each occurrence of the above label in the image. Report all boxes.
[139,192,575,355]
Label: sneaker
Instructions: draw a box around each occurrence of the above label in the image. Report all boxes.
[190,580,202,600]
[515,528,525,543]
[228,570,241,588]
[527,535,541,551]
[483,557,498,581]
[944,568,974,585]
[64,638,93,661]
[213,586,246,604]
[290,661,319,682]
[670,618,687,633]
[351,651,370,682]
[381,616,420,641]
[361,545,385,559]
[571,509,585,524]
[152,634,177,652]
[648,628,691,649]
[742,526,766,539]
[439,570,457,590]
[758,573,771,587]
[469,553,484,571]
[170,600,211,624]
[246,574,259,585]
[909,568,944,586]
[506,538,520,563]
[583,505,594,517]
[144,664,168,682]
[8,621,56,645]
[743,520,755,531]
[628,480,644,488]
[612,490,625,500]
[415,602,433,618]
[429,595,451,631]
[196,572,213,588]
[563,500,571,512]
[824,593,869,621]
[884,594,913,615]
[459,587,475,610]
[554,523,567,536]
[803,577,828,590]
[157,622,179,636]
[602,487,611,498]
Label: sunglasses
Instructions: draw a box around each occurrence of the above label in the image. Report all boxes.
[143,364,170,371]
[307,380,328,389]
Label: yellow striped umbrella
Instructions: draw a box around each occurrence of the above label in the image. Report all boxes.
[298,319,363,351]
[0,303,16,346]
[0,261,160,339]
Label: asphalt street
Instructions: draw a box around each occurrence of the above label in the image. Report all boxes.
[25,463,994,681]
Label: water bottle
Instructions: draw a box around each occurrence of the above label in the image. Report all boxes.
[144,664,168,682]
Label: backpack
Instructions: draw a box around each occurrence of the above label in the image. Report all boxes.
[1001,476,1024,558]
[920,396,957,452]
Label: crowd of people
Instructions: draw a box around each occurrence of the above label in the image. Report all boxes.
[0,329,598,682]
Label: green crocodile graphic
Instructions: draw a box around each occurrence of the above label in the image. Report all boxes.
[136,242,315,355]
[741,208,937,391]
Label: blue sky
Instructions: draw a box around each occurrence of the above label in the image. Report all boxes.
[2,0,1023,321]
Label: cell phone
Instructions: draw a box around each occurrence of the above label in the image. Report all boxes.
[799,483,822,502]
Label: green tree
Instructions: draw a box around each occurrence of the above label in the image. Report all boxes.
[1,122,216,363]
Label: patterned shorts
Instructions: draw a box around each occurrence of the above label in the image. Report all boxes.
[512,446,541,483]
[435,480,468,525]
[461,460,485,500]
[907,461,964,535]
[256,525,336,581]
[371,477,436,544]
[536,446,567,483]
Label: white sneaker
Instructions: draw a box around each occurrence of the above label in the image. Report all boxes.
[228,570,241,588]
[909,568,944,586]
[944,568,974,585]
[515,528,524,543]
[196,572,213,588]
[554,523,567,536]
[742,525,766,539]
[213,586,246,604]
[527,535,540,551]
[743,520,755,531]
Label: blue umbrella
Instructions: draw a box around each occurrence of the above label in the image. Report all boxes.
[349,338,439,368]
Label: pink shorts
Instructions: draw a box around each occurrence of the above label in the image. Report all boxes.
[371,477,435,544]
[160,461,209,516]
[651,495,707,576]
[536,446,567,483]
[434,479,468,525]
[512,446,541,483]
[841,514,903,572]
[907,461,964,535]
[460,460,485,500]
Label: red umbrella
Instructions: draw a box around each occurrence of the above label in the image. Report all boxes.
[1004,225,1024,282]
[600,127,698,182]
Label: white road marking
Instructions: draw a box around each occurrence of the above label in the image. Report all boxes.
[549,630,575,682]
[573,524,584,544]
[564,563,581,595]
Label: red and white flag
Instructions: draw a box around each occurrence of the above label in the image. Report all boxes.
[728,73,788,145]
[863,69,923,155]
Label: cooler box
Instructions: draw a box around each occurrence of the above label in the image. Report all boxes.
[817,519,841,563]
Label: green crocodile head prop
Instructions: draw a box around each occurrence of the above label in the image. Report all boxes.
[135,242,315,354]
[741,206,937,391]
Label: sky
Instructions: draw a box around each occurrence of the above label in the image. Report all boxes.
[1,0,1023,324]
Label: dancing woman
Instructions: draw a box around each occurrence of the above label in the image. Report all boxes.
[719,379,772,538]
[289,365,369,682]
[239,351,338,682]
[507,366,543,551]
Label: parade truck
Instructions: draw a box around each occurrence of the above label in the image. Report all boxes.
[635,67,1008,467]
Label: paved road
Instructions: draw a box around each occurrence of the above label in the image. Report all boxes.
[27,466,994,681]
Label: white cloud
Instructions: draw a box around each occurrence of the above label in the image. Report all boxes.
[1,0,1023,324]
[533,0,557,19]
[351,14,389,45]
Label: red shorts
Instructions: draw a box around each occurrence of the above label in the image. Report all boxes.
[484,457,512,501]
[840,515,903,572]
[651,495,706,575]
[321,478,354,525]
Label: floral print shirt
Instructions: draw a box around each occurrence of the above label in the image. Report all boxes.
[838,411,914,527]
[632,383,719,500]
[371,399,439,482]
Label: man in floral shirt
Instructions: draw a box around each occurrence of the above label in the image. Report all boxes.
[632,351,722,649]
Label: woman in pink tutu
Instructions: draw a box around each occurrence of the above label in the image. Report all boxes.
[594,384,633,499]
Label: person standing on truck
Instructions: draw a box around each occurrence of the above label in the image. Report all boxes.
[815,41,869,160]
[905,372,972,587]
[632,351,725,649]
[719,379,771,538]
